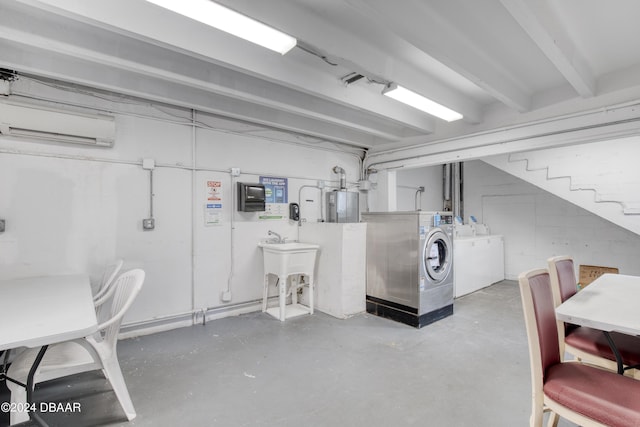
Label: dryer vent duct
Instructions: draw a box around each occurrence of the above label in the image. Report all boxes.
[327,165,358,222]
[332,165,346,190]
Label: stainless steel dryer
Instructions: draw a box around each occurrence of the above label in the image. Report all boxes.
[361,211,454,328]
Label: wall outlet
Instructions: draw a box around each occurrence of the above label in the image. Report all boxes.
[221,290,232,302]
[142,218,155,230]
[0,219,5,233]
[230,167,241,177]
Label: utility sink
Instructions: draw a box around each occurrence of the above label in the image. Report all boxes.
[258,242,320,278]
[258,241,320,321]
[258,241,320,250]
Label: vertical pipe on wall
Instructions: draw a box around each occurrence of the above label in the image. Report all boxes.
[333,166,346,189]
[149,169,154,218]
[223,174,236,303]
[443,163,452,211]
[443,164,451,202]
[453,162,461,219]
[190,109,198,325]
[459,162,464,221]
[414,186,425,211]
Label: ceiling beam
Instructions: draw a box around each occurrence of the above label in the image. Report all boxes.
[0,40,387,148]
[10,0,435,135]
[345,0,532,113]
[214,0,483,124]
[500,0,595,98]
[365,102,640,170]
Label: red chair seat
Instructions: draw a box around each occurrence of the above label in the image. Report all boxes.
[566,325,640,366]
[544,362,640,427]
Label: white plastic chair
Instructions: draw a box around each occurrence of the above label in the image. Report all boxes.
[93,259,124,304]
[7,269,145,425]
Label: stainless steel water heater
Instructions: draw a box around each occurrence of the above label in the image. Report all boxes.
[326,190,359,223]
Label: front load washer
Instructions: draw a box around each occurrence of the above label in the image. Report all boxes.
[362,211,454,328]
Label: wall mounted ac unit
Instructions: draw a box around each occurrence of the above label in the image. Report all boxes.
[0,101,115,147]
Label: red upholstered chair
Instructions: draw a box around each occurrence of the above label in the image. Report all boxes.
[519,268,640,427]
[548,256,640,378]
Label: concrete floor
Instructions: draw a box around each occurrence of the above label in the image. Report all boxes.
[1,281,579,426]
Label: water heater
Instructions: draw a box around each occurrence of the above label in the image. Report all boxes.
[326,190,359,223]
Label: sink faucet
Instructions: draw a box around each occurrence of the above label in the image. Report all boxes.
[268,230,285,243]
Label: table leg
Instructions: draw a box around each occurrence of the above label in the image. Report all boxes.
[17,345,50,427]
[603,332,624,375]
[1,349,7,379]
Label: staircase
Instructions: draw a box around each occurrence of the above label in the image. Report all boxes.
[482,135,640,236]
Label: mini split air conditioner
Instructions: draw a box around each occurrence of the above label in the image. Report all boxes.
[0,101,115,147]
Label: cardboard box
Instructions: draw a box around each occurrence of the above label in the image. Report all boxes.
[579,264,619,287]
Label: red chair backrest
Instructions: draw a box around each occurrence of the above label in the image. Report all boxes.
[555,258,577,303]
[527,271,561,377]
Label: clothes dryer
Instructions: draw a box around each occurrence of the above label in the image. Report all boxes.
[362,211,454,328]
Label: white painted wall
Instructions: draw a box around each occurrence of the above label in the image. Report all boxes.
[464,160,640,280]
[396,166,444,212]
[0,91,361,333]
[483,136,640,235]
[367,166,443,212]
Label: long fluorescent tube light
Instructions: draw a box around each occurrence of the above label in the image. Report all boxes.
[383,84,463,122]
[145,0,297,55]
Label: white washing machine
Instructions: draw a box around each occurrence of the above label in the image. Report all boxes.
[362,211,454,328]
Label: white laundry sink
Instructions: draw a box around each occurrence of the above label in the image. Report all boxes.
[258,241,320,321]
[258,242,320,278]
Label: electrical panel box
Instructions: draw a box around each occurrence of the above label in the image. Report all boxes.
[237,182,266,212]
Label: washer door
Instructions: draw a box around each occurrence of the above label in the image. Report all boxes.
[422,228,452,284]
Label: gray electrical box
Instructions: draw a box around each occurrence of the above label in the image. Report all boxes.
[326,190,359,223]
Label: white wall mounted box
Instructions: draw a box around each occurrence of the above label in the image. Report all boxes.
[0,101,115,147]
[299,222,366,318]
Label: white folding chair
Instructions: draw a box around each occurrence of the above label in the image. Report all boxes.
[7,269,145,425]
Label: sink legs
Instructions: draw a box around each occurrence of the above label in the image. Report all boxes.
[262,273,314,321]
[278,275,287,321]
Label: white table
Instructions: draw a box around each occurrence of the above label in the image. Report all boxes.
[0,274,97,425]
[555,273,640,373]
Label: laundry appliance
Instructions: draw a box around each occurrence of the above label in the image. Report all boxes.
[361,211,454,328]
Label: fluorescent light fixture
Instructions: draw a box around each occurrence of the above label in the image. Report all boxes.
[383,84,463,122]
[145,0,297,55]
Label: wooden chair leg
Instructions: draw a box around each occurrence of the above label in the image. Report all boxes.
[530,400,543,427]
[546,411,559,427]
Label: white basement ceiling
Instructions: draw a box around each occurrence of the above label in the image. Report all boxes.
[2,0,640,152]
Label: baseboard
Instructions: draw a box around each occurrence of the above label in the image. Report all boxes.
[118,300,263,340]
